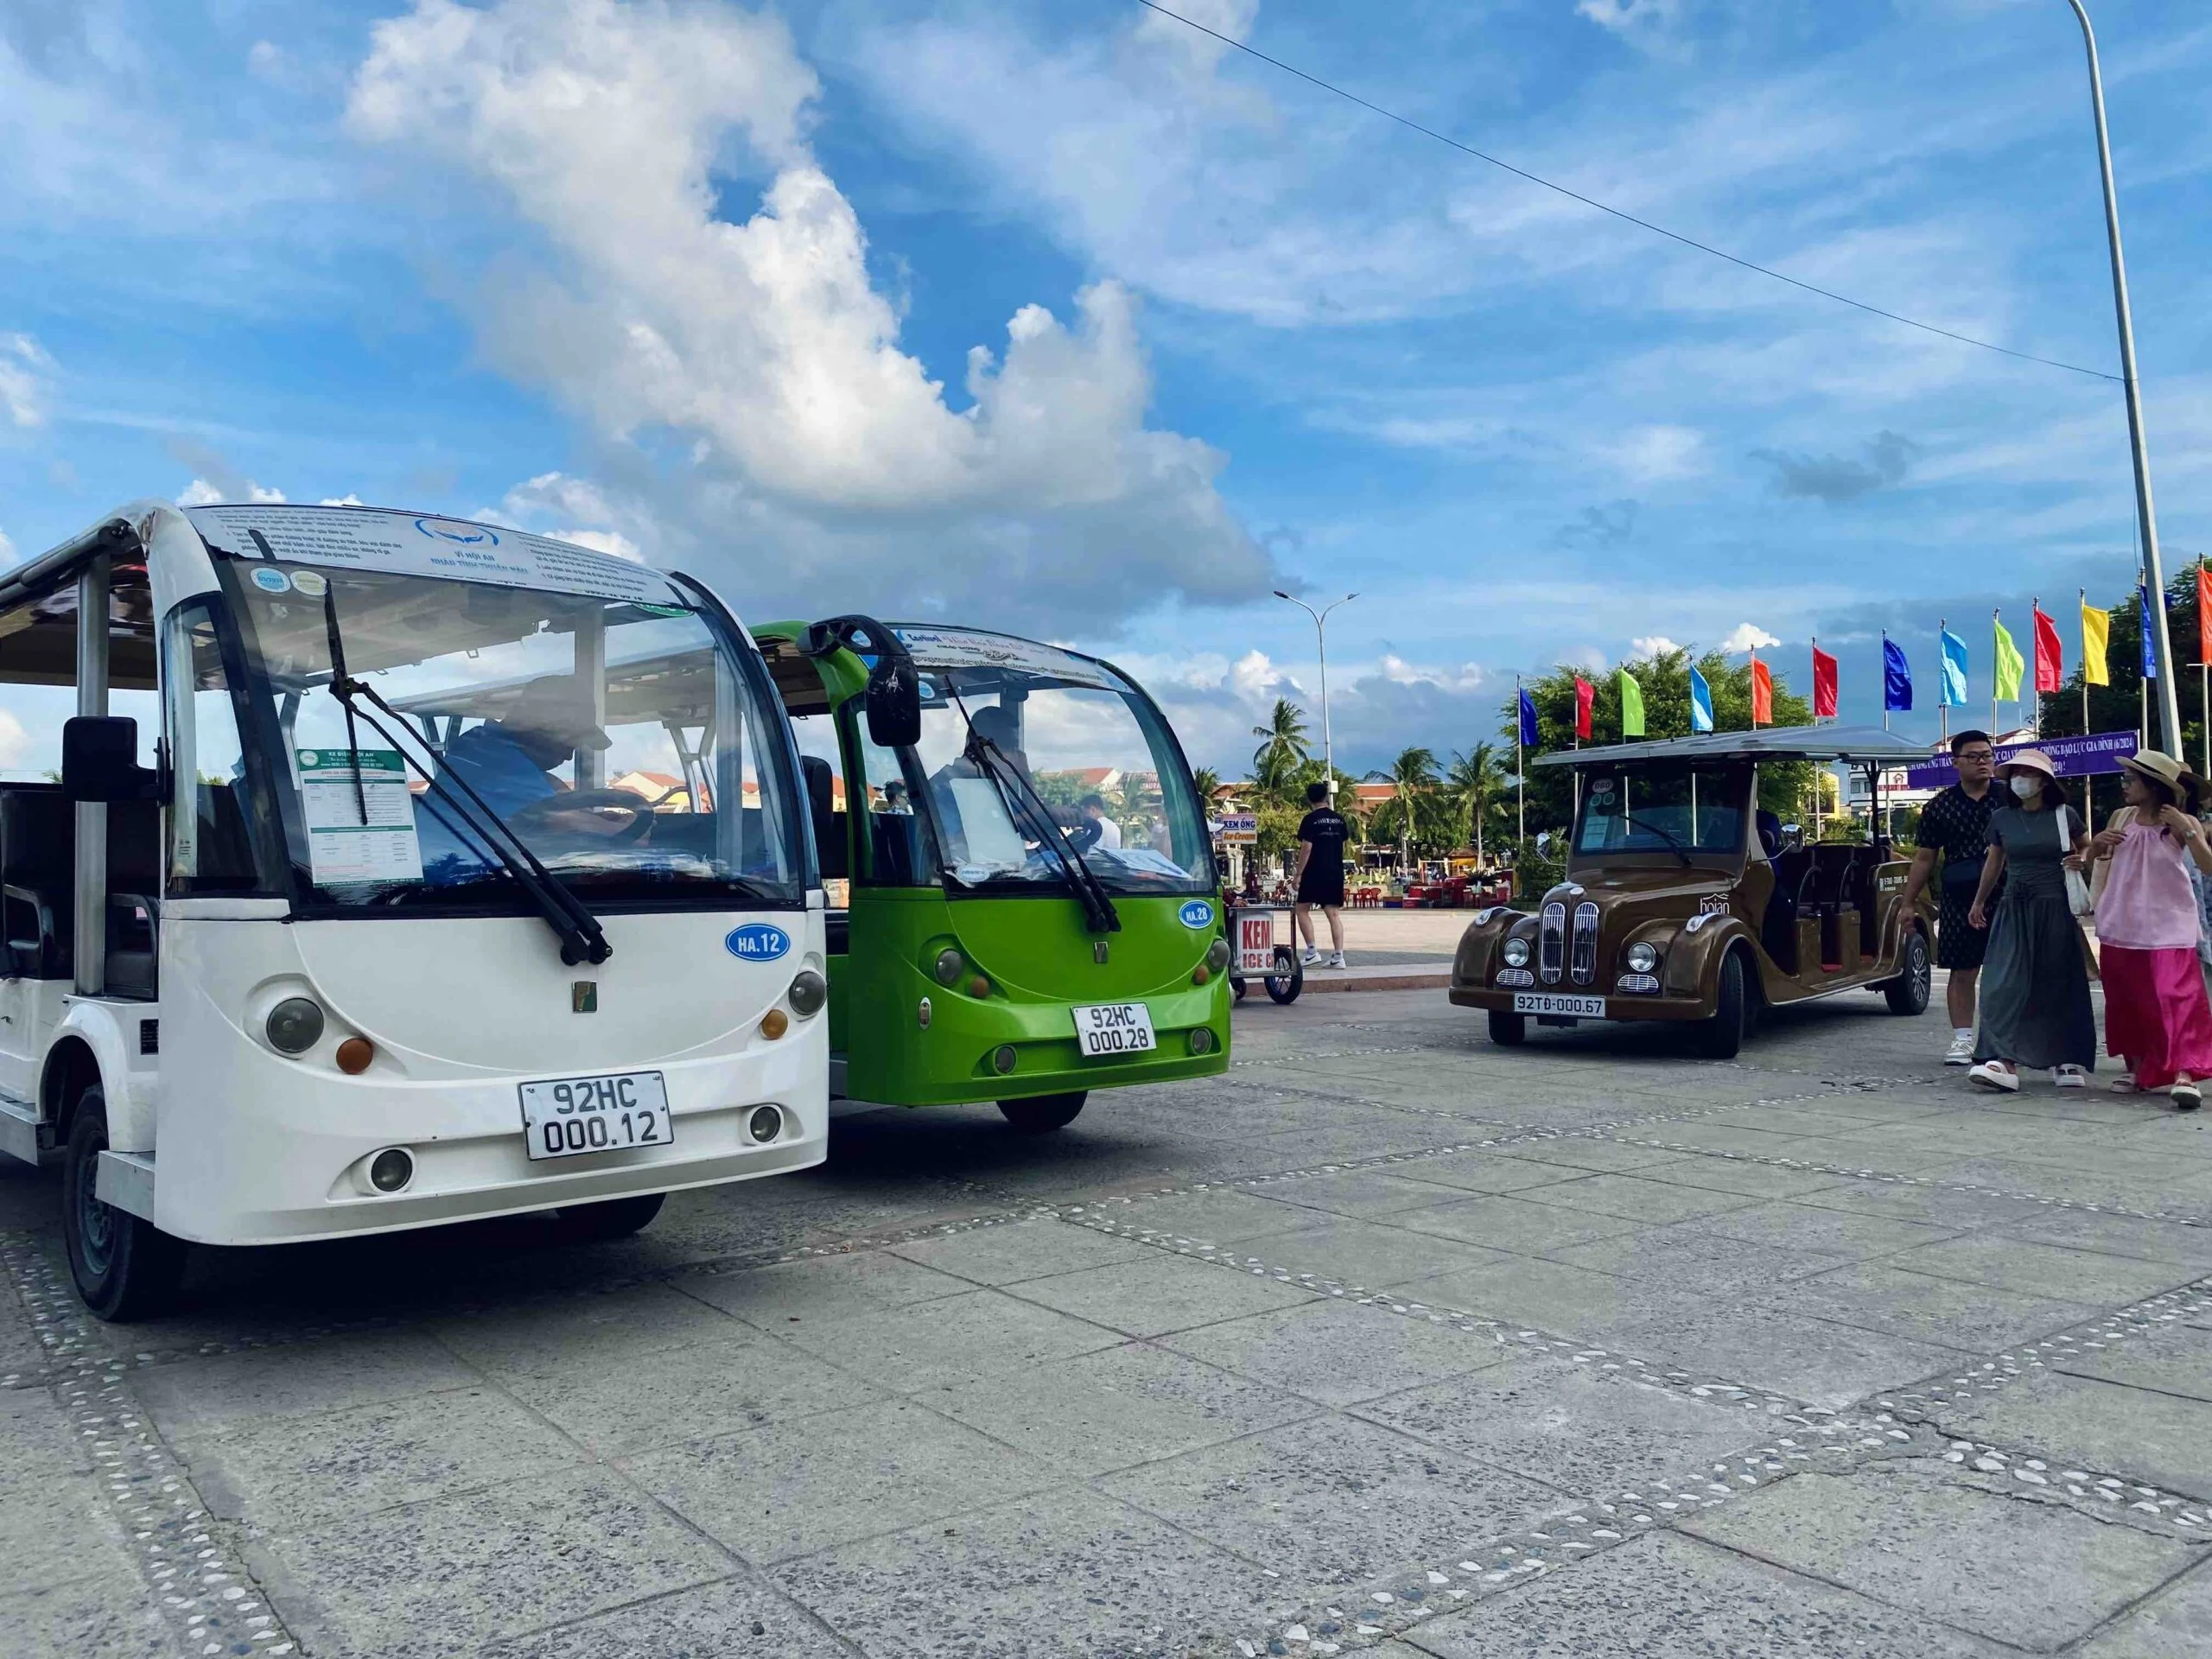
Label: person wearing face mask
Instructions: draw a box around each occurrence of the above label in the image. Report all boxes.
[1965,749,2095,1091]
[2078,750,2212,1109]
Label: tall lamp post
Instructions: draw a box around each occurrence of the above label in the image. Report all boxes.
[1274,590,1357,799]
[2068,0,2181,754]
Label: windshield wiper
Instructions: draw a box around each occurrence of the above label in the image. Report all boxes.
[1623,815,1695,868]
[951,708,1119,934]
[318,587,613,966]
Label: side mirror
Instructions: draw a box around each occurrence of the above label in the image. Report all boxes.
[864,656,922,751]
[63,716,160,803]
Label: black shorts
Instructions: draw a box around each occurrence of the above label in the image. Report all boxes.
[1936,882,1989,970]
[1296,868,1345,907]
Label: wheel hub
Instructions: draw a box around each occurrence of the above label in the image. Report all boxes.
[74,1147,115,1274]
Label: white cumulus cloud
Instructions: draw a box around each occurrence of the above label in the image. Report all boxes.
[178,478,286,506]
[0,334,54,428]
[1630,635,1684,658]
[1719,623,1783,653]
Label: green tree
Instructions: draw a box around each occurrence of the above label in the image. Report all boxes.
[1367,747,1447,865]
[1190,766,1223,812]
[1250,699,1311,803]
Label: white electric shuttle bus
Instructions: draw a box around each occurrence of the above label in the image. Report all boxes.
[0,501,828,1319]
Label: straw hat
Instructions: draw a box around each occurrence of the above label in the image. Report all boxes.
[2117,749,2200,793]
[1995,747,2057,781]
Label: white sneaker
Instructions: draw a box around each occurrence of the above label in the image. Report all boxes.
[1328,951,1347,969]
[1943,1031,1975,1066]
[1300,948,1321,966]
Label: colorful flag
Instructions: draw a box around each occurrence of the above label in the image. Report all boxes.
[2032,606,2063,694]
[1940,627,1969,707]
[2082,603,2109,687]
[2139,585,2159,680]
[1618,670,1645,738]
[1811,645,1838,719]
[1688,664,1714,734]
[1573,676,1593,740]
[2199,562,2212,662]
[1517,683,1540,747]
[1750,658,1773,727]
[1993,615,2024,701]
[1882,637,1912,713]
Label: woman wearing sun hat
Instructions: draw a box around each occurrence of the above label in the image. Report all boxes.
[1965,747,2096,1090]
[2079,749,2212,1109]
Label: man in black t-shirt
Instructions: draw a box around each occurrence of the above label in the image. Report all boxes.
[1897,730,2000,1065]
[1293,781,1350,968]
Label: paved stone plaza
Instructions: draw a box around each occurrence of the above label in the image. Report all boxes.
[5,978,2212,1657]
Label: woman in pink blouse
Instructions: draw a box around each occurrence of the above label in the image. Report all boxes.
[2082,751,2212,1109]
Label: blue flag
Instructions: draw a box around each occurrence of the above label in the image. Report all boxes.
[1688,664,1714,733]
[1882,636,1912,713]
[1939,628,1968,707]
[2140,584,2159,680]
[1517,683,1539,747]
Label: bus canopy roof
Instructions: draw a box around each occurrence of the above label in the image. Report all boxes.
[1535,723,1933,770]
[887,625,1124,691]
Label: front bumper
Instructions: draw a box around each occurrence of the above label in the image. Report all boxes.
[1448,983,1709,1023]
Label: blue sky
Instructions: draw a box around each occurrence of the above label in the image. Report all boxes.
[1,0,2206,777]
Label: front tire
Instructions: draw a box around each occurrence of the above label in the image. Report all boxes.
[1000,1092,1087,1133]
[62,1089,187,1322]
[1688,949,1749,1060]
[550,1192,665,1243]
[1487,1010,1528,1046]
[1883,927,1933,1015]
[1266,946,1304,1004]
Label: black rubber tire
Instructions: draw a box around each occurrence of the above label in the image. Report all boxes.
[1230,976,1249,1002]
[1688,949,1748,1060]
[551,1192,666,1243]
[999,1092,1087,1133]
[1883,927,1933,1016]
[1487,1010,1528,1046]
[1265,946,1304,1004]
[61,1088,187,1322]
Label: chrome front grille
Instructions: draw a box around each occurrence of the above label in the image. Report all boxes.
[1539,902,1566,983]
[1570,902,1600,985]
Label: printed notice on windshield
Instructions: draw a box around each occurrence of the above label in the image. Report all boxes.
[298,749,424,886]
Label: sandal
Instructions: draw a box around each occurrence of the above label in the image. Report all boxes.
[2109,1073,2139,1094]
[2054,1065,2089,1090]
[2173,1080,2203,1112]
[1968,1061,2021,1093]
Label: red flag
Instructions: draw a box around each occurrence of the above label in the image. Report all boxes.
[2032,606,2063,694]
[2198,563,2211,663]
[1751,658,1773,727]
[1811,646,1838,718]
[1573,676,1594,740]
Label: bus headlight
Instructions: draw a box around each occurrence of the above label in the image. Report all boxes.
[1205,938,1231,974]
[933,948,964,986]
[1625,942,1661,975]
[266,997,326,1054]
[1500,937,1531,969]
[788,969,828,1017]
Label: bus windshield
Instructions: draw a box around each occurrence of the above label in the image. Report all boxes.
[856,633,1213,899]
[215,561,804,910]
[1573,766,1749,858]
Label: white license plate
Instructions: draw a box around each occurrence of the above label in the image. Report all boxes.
[1513,993,1605,1017]
[1072,1002,1157,1058]
[519,1071,673,1160]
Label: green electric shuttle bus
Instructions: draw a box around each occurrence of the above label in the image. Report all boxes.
[753,618,1231,1129]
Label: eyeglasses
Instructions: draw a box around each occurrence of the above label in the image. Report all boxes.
[1955,750,1995,764]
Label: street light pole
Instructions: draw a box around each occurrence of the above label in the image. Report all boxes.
[2068,0,2182,755]
[1274,590,1357,799]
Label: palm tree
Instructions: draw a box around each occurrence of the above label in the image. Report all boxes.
[1190,766,1223,812]
[1370,747,1440,871]
[1249,699,1310,804]
[1446,744,1502,865]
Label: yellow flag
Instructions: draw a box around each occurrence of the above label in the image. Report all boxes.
[2082,604,2110,687]
[1993,617,2024,701]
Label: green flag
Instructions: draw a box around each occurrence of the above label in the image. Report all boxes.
[1993,615,2024,701]
[1618,669,1645,737]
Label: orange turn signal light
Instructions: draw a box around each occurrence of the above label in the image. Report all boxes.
[968,975,991,999]
[335,1036,375,1075]
[760,1008,790,1040]
[1192,965,1211,986]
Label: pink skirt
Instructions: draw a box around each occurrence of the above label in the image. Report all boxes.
[2101,944,2212,1088]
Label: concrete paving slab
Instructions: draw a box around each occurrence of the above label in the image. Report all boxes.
[669,1249,976,1329]
[1392,1192,1647,1255]
[774,1287,1123,1390]
[1101,1185,1319,1243]
[134,1329,480,1434]
[1884,1235,2195,1305]
[884,1216,1158,1285]
[1159,1298,1510,1407]
[2052,1321,2212,1403]
[1243,1214,1511,1288]
[1764,1263,2100,1352]
[3,1572,178,1659]
[1372,1149,1591,1196]
[771,1486,1277,1659]
[1250,1167,1494,1220]
[622,1396,1058,1563]
[931,1340,1317,1475]
[1488,1139,1699,1174]
[1613,1307,1971,1411]
[1002,1252,1320,1338]
[1096,1413,1565,1595]
[497,1330,885,1456]
[1933,1369,2212,1503]
[428,1281,746,1378]
[480,1572,850,1658]
[1687,1198,1972,1260]
[2074,1556,2212,1657]
[1403,1529,2012,1657]
[251,1466,733,1659]
[1683,1460,2197,1650]
[1784,1179,2056,1230]
[1995,1206,2212,1268]
[0,1438,138,1592]
[1609,1154,1854,1200]
[174,1383,586,1527]
[1355,1355,1767,1501]
[1517,1173,1764,1225]
[1547,1222,1852,1291]
[1412,1255,1691,1343]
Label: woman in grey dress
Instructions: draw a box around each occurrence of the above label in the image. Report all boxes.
[1965,748,2095,1090]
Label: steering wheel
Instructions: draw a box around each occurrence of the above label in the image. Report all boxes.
[510,788,656,844]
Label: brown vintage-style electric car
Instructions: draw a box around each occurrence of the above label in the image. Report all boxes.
[1451,726,1938,1057]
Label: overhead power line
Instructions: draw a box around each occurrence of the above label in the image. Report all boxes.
[1132,0,2121,384]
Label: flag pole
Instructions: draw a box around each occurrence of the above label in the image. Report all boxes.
[1992,608,2001,737]
[1938,616,1950,742]
[1881,632,1891,732]
[2079,590,2093,823]
[2031,596,2041,739]
[2199,557,2209,776]
[1515,674,1525,849]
